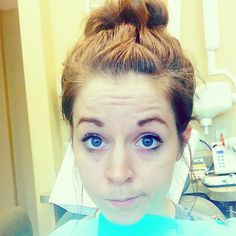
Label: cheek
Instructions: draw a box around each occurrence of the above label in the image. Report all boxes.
[141,157,176,194]
[74,152,104,194]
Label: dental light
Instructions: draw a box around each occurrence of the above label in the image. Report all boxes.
[202,0,236,87]
[193,82,236,135]
[192,0,236,134]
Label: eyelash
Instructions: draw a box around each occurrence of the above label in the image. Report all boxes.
[136,132,163,151]
[80,132,163,152]
[80,133,106,152]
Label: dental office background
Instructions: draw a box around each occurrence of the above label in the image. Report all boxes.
[0,0,236,235]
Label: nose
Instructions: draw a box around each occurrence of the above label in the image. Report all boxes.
[105,144,134,185]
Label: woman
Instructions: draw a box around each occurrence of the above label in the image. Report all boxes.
[50,0,234,235]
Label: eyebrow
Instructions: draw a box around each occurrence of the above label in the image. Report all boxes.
[76,116,167,128]
[137,117,167,127]
[76,118,104,128]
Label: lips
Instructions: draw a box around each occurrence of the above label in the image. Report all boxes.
[106,196,140,208]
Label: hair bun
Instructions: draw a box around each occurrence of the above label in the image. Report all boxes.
[145,0,168,29]
[115,0,169,29]
[85,0,168,37]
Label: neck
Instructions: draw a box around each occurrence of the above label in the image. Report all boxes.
[163,198,176,218]
[148,197,176,218]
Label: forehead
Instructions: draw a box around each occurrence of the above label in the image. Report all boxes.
[72,73,174,125]
[77,73,168,101]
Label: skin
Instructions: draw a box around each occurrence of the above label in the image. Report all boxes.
[72,73,186,225]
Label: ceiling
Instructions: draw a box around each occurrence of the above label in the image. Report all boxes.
[0,0,17,10]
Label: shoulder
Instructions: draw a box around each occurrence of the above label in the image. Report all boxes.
[177,218,236,236]
[49,216,98,236]
[175,204,212,220]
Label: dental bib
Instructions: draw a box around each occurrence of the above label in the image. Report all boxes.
[49,213,236,235]
[98,213,236,236]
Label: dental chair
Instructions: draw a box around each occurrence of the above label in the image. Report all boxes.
[179,175,226,221]
[179,194,226,220]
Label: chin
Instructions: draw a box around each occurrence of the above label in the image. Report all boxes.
[103,211,144,225]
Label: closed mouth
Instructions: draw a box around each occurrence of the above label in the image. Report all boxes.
[110,197,137,202]
[106,196,140,207]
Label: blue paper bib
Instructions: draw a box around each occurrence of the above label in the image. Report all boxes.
[98,214,236,236]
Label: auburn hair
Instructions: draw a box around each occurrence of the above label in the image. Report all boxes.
[61,0,195,146]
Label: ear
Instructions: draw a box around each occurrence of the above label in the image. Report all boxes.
[183,123,192,146]
[177,123,192,161]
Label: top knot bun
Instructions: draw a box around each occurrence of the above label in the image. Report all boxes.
[85,0,168,37]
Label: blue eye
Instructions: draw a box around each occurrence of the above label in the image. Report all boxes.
[81,134,106,150]
[136,133,163,150]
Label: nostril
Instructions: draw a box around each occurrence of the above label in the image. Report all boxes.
[106,165,134,184]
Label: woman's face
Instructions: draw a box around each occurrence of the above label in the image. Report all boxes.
[72,73,180,224]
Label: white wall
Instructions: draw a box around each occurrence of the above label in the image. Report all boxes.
[0,10,16,208]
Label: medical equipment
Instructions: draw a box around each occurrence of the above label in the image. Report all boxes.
[193,82,236,134]
[200,137,236,187]
[202,0,236,87]
[191,158,207,180]
[203,174,236,187]
[211,139,236,175]
[198,0,236,134]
